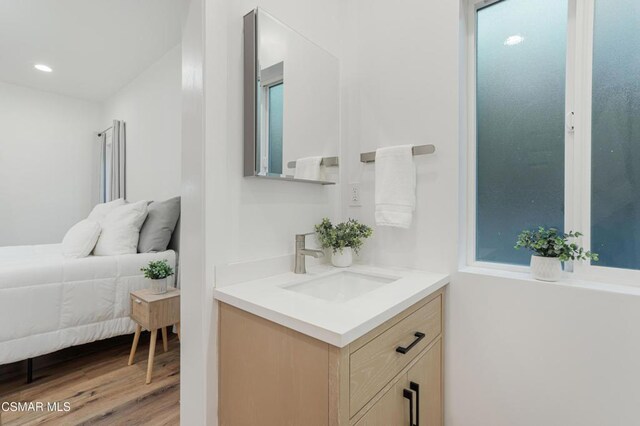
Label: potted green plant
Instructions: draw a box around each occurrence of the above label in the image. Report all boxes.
[141,259,175,294]
[315,218,373,267]
[515,227,598,281]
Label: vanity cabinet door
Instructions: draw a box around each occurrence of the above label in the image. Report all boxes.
[407,338,443,426]
[354,376,409,426]
[219,303,330,426]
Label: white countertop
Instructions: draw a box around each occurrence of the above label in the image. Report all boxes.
[213,264,449,347]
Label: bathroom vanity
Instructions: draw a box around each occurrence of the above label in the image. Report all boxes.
[215,266,448,426]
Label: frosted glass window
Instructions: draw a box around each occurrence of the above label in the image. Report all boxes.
[591,0,640,269]
[476,0,567,265]
[268,83,284,175]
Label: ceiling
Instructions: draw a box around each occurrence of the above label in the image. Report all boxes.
[0,0,188,102]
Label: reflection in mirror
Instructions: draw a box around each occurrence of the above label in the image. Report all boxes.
[257,61,285,175]
[244,8,340,184]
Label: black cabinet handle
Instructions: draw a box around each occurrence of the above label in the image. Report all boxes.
[410,381,420,426]
[403,388,415,426]
[396,332,426,354]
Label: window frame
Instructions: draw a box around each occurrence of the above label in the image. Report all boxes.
[265,81,284,174]
[258,79,284,175]
[258,61,284,176]
[465,0,640,285]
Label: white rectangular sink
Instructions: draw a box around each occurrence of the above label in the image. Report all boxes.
[283,270,399,303]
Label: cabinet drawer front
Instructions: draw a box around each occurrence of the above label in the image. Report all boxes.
[130,295,149,327]
[350,295,441,417]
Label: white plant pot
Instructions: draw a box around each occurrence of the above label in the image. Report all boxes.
[332,247,353,268]
[150,277,168,294]
[530,255,562,282]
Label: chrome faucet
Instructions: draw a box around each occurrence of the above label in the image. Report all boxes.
[294,233,324,274]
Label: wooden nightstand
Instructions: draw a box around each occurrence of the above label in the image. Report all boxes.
[128,287,180,384]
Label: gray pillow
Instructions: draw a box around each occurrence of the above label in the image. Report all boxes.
[138,196,181,253]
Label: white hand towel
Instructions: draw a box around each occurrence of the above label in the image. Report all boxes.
[375,145,416,228]
[294,156,323,181]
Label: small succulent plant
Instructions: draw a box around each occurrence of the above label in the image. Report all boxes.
[515,227,598,262]
[315,218,373,254]
[141,259,175,279]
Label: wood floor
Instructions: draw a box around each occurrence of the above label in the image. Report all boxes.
[0,331,180,426]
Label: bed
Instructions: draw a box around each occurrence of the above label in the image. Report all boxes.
[0,244,177,365]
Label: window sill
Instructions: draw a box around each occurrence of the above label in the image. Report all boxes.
[458,265,640,297]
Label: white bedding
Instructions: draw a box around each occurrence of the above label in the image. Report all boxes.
[0,244,176,365]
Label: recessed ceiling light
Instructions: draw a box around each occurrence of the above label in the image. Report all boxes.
[34,64,53,73]
[504,35,524,46]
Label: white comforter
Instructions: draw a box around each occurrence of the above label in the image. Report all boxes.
[0,244,176,364]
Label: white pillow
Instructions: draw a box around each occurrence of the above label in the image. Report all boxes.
[87,198,126,225]
[93,200,149,256]
[62,220,101,258]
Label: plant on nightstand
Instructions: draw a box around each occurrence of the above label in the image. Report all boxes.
[515,227,598,282]
[141,259,175,294]
[315,218,373,267]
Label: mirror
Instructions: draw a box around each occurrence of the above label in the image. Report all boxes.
[243,8,339,185]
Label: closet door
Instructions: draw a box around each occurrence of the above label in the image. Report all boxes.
[407,339,443,426]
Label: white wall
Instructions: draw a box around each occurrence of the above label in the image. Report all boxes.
[342,0,460,274]
[180,0,207,422]
[448,271,640,426]
[103,45,182,202]
[0,81,101,245]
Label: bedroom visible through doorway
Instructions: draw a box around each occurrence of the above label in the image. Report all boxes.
[0,1,187,424]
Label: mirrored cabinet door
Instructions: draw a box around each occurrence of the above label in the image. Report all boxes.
[243,8,339,185]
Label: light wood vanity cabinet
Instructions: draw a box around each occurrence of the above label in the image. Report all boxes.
[219,288,444,426]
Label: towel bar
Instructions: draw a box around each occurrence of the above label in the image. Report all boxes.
[360,144,435,163]
[287,156,340,169]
